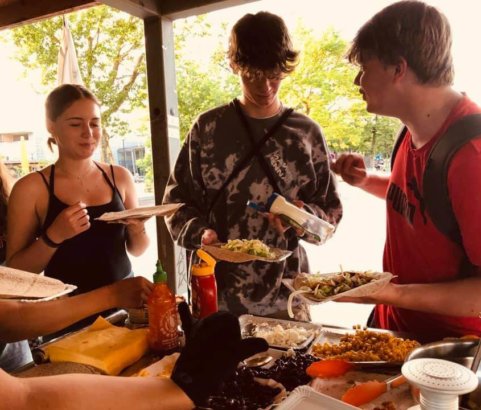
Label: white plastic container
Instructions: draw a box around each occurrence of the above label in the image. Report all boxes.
[266,193,335,245]
[402,358,479,410]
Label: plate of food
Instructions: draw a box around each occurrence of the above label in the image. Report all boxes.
[0,266,77,301]
[308,326,420,364]
[96,203,183,223]
[283,270,394,316]
[202,239,292,263]
[239,315,321,351]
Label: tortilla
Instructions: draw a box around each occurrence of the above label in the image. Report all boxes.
[202,243,292,263]
[284,271,394,318]
[96,203,183,222]
[0,266,75,300]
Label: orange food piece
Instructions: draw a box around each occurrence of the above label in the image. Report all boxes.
[342,380,387,406]
[461,334,480,340]
[306,359,353,378]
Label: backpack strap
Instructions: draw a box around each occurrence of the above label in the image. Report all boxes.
[390,126,408,170]
[423,113,481,245]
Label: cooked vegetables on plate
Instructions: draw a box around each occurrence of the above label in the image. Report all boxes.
[283,270,394,318]
[202,240,292,263]
[221,239,276,259]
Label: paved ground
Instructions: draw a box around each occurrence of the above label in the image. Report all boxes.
[130,175,388,327]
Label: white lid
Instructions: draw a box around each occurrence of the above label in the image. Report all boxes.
[402,358,478,395]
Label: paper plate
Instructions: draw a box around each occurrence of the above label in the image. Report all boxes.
[96,203,183,222]
[0,266,76,300]
[134,352,180,378]
[276,385,357,410]
[283,271,394,305]
[202,243,292,263]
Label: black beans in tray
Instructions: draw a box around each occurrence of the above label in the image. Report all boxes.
[204,366,282,410]
[251,352,318,392]
[201,352,318,410]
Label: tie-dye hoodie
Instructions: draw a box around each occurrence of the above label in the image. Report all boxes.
[163,100,342,319]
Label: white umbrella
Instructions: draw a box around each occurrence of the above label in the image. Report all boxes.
[57,16,83,85]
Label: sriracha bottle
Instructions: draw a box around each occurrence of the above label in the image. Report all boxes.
[191,249,218,319]
[147,260,179,353]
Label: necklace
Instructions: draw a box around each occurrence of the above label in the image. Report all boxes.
[55,163,97,194]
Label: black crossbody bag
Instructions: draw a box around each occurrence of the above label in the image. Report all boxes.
[206,99,293,216]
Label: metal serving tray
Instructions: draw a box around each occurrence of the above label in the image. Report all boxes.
[307,326,407,370]
[239,314,321,351]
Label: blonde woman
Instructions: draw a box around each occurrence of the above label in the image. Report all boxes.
[6,85,149,338]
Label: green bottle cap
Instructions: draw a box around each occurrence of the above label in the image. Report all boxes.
[153,259,167,283]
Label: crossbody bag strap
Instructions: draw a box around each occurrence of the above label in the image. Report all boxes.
[206,99,292,216]
[233,98,293,194]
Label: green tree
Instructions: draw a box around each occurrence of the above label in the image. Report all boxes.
[6,5,146,162]
[174,17,239,142]
[284,25,400,155]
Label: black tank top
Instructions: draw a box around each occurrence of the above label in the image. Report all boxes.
[38,163,131,295]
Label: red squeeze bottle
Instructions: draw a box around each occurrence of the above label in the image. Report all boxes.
[147,260,179,353]
[191,249,218,319]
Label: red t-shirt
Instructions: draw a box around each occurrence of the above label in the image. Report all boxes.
[376,96,481,343]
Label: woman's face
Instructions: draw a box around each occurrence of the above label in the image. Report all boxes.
[48,98,101,159]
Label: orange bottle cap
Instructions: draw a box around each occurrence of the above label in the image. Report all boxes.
[192,249,216,276]
[196,249,216,266]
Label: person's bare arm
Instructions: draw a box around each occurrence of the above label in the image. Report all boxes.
[114,166,150,257]
[338,275,481,317]
[7,174,90,272]
[331,153,390,199]
[0,276,153,342]
[1,370,193,410]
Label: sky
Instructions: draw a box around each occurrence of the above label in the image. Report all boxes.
[1,0,481,135]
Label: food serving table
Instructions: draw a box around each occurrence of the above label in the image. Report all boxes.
[10,311,432,409]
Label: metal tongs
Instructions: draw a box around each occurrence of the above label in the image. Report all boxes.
[471,338,481,373]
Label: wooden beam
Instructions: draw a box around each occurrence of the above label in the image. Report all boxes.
[160,0,258,20]
[98,0,160,19]
[144,15,188,294]
[0,0,96,30]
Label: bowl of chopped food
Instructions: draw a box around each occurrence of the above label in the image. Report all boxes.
[239,315,321,350]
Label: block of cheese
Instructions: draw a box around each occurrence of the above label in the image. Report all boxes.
[44,316,149,375]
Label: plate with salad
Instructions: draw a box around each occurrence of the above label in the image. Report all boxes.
[202,239,292,263]
[283,270,394,317]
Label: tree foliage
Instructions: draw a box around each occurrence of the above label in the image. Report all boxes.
[174,17,239,140]
[284,26,400,156]
[173,19,399,157]
[5,8,400,183]
[7,5,146,161]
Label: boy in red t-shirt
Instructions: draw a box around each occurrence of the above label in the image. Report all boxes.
[332,0,481,343]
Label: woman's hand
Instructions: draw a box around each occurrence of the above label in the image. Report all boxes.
[46,202,90,244]
[108,276,154,308]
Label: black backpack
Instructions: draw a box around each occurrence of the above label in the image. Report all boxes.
[390,113,481,245]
